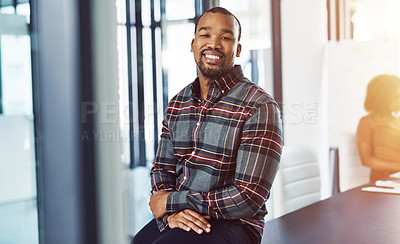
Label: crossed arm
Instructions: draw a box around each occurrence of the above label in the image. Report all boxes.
[149,191,211,234]
[149,104,283,234]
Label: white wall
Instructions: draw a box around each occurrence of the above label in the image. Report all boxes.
[281,0,331,198]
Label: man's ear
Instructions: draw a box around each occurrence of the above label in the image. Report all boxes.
[190,39,194,52]
[236,43,242,57]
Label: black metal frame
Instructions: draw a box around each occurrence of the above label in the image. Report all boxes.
[124,0,136,165]
[150,0,160,157]
[134,0,146,166]
[125,0,162,167]
[271,0,283,108]
[78,0,98,242]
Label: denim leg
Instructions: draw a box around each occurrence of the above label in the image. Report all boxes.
[132,219,167,244]
[152,219,256,244]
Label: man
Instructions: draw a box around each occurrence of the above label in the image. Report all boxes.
[133,7,283,244]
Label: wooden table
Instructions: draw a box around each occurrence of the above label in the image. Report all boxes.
[262,186,400,244]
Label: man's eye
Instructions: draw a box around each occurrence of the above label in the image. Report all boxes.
[201,34,210,37]
[221,37,231,40]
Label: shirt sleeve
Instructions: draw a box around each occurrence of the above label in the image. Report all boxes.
[165,102,283,219]
[150,118,179,232]
[151,119,178,192]
[155,215,169,232]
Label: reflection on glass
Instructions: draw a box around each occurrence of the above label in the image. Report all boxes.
[0,11,38,244]
[154,0,161,22]
[1,35,33,115]
[130,25,141,165]
[219,0,273,92]
[142,27,155,164]
[16,3,30,20]
[164,23,196,100]
[0,6,15,14]
[165,0,195,20]
[154,27,163,138]
[116,0,127,24]
[116,25,131,165]
[142,0,151,27]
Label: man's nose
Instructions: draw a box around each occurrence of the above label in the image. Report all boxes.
[207,37,221,49]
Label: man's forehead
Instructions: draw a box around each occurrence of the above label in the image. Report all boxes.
[196,12,238,31]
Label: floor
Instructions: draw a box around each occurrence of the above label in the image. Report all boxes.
[0,198,39,244]
[125,166,153,238]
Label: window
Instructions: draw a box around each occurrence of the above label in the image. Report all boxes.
[117,0,164,168]
[0,1,39,243]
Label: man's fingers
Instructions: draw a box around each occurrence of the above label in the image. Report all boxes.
[181,218,205,234]
[181,210,210,233]
[184,209,211,228]
[168,215,191,232]
[168,210,211,234]
[176,222,191,232]
[168,212,193,232]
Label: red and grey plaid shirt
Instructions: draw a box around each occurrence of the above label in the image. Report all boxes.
[151,65,283,237]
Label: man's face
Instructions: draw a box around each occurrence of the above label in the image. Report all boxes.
[191,12,241,80]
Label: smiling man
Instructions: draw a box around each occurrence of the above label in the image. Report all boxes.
[133,7,283,244]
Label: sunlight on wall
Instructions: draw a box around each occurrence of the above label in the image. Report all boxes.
[351,0,400,42]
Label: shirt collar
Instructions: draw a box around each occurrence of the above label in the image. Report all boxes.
[191,65,244,99]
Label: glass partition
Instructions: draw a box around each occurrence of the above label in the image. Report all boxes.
[0,5,39,244]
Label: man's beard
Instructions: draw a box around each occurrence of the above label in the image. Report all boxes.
[197,49,233,79]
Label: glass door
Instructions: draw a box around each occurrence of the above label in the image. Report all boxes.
[0,6,39,244]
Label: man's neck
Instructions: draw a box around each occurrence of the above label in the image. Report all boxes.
[198,73,213,100]
[197,65,236,100]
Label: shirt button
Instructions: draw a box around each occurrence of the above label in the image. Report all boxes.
[191,151,195,155]
[221,90,225,94]
[196,122,200,126]
[198,99,202,103]
[183,176,187,180]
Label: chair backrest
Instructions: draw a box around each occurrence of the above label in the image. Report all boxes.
[271,144,321,218]
[336,132,369,191]
[330,147,341,195]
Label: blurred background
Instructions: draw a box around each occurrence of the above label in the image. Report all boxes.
[0,0,399,243]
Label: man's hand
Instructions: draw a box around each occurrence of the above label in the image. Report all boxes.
[167,209,211,234]
[149,190,170,219]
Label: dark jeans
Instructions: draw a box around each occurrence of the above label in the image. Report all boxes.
[132,218,260,244]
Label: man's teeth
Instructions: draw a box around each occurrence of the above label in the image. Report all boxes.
[205,54,220,60]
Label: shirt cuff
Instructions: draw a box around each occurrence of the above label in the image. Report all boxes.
[156,215,170,232]
[166,190,190,213]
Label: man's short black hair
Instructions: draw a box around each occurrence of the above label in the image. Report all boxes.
[194,7,242,42]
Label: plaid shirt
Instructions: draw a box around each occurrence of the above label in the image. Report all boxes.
[151,65,283,237]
